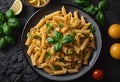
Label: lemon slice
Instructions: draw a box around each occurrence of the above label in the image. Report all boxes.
[28,0,40,7]
[10,0,23,15]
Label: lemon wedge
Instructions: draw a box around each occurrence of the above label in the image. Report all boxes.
[10,0,23,15]
[28,0,40,7]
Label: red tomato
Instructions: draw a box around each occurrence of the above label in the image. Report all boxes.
[92,69,104,80]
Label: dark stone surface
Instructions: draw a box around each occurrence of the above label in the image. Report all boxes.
[0,0,120,82]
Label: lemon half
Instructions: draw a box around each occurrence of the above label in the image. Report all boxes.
[10,0,23,15]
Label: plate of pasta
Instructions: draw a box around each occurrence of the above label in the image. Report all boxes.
[21,4,102,81]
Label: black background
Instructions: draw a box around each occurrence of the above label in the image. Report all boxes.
[0,0,120,82]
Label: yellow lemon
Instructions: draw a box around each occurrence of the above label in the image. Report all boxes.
[108,24,120,39]
[110,43,120,60]
[10,0,23,15]
[28,0,40,7]
[27,0,50,8]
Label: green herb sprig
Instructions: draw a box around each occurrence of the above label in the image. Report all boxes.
[74,0,109,26]
[0,9,21,49]
[47,30,74,52]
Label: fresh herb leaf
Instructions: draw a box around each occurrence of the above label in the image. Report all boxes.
[58,23,63,28]
[54,42,62,52]
[53,65,61,70]
[84,5,98,16]
[98,0,109,10]
[47,32,75,52]
[45,52,51,59]
[90,25,95,33]
[47,37,56,44]
[62,35,74,44]
[96,11,106,26]
[54,30,63,40]
[73,0,90,7]
[0,37,6,49]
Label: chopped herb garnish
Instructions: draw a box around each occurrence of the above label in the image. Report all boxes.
[33,35,39,39]
[67,49,74,54]
[73,31,77,37]
[46,29,50,34]
[46,22,52,28]
[33,35,41,40]
[53,65,61,70]
[46,22,53,34]
[58,23,63,28]
[45,52,51,59]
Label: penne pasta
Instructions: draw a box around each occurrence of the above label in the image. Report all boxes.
[45,11,61,20]
[67,69,78,73]
[25,6,95,75]
[38,49,47,63]
[80,38,89,51]
[52,69,67,75]
[62,6,67,16]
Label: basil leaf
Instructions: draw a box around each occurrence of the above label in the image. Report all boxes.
[84,5,98,16]
[62,35,74,44]
[90,25,95,33]
[98,0,109,10]
[47,37,56,44]
[0,37,6,49]
[96,11,106,26]
[0,11,6,23]
[54,42,62,52]
[45,52,51,59]
[54,30,63,40]
[73,0,90,7]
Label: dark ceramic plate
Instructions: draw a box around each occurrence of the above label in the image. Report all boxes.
[21,4,102,81]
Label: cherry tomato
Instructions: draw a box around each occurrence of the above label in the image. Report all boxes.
[92,69,104,80]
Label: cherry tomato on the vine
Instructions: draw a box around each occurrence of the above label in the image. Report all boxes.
[92,69,104,80]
